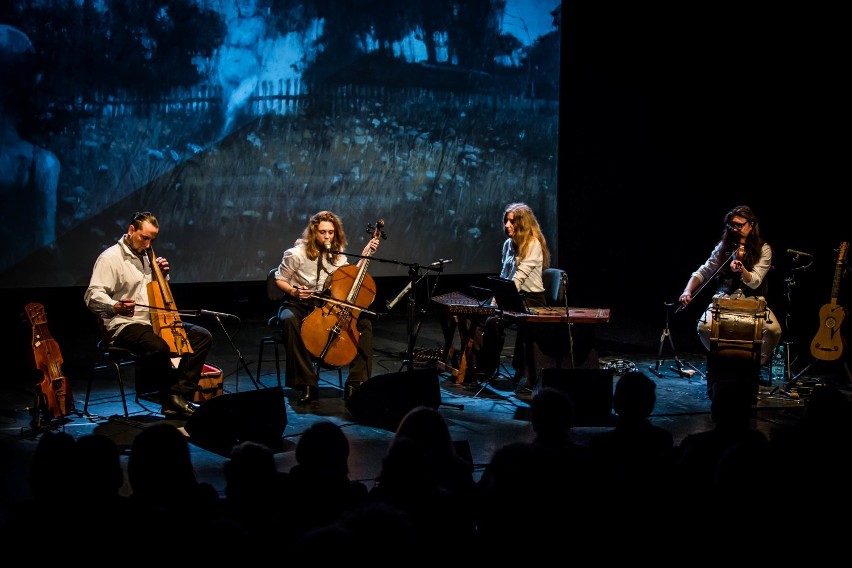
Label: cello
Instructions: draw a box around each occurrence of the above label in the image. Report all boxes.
[300,219,386,367]
[25,303,74,422]
[146,247,194,356]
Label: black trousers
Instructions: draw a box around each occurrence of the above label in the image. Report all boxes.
[115,322,213,398]
[278,300,374,388]
[474,291,549,382]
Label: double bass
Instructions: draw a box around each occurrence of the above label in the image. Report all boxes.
[25,303,74,422]
[301,219,386,367]
[146,247,193,356]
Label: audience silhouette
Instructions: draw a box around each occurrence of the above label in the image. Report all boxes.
[769,383,852,523]
[674,378,771,531]
[285,420,369,546]
[4,371,852,558]
[126,423,220,545]
[369,406,478,549]
[478,387,595,552]
[220,440,287,547]
[3,431,76,547]
[588,371,676,518]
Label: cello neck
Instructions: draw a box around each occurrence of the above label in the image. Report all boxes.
[146,248,194,355]
[343,218,384,305]
[346,249,373,305]
[148,248,175,308]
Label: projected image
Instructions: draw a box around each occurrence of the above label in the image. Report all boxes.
[1,0,561,288]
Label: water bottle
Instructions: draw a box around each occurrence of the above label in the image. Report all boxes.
[770,343,786,385]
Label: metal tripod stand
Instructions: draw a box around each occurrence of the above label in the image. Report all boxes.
[769,253,851,394]
[648,302,703,380]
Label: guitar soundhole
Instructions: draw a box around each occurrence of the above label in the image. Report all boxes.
[825,317,836,329]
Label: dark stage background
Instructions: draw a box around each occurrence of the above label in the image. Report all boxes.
[2,3,847,378]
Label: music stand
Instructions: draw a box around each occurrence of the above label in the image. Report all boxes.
[487,276,535,314]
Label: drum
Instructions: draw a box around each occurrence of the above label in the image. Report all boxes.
[706,296,766,402]
[709,296,766,361]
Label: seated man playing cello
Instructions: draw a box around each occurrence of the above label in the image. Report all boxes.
[84,211,212,419]
[275,210,381,405]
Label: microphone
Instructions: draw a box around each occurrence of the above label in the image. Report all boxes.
[386,282,412,311]
[387,260,453,309]
[199,309,239,319]
[324,241,332,261]
[787,249,813,258]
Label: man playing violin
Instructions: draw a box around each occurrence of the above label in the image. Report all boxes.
[84,211,213,419]
[678,205,781,369]
[275,210,381,405]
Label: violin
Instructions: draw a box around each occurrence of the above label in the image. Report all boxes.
[146,247,194,356]
[300,219,386,367]
[25,303,74,421]
[733,237,746,273]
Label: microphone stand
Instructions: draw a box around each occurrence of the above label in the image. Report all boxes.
[333,250,463,410]
[186,310,260,391]
[392,262,447,373]
[332,250,448,373]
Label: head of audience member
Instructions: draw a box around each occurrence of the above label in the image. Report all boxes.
[127,422,199,503]
[613,371,657,422]
[295,420,351,478]
[28,430,76,503]
[224,440,279,503]
[709,379,753,430]
[72,433,125,502]
[394,406,459,465]
[530,387,575,444]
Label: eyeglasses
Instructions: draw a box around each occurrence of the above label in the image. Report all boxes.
[726,221,749,230]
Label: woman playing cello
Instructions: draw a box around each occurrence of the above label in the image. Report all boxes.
[275,210,382,405]
[84,211,213,419]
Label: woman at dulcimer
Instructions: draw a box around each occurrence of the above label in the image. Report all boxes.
[678,204,781,368]
[84,211,213,419]
[275,210,381,405]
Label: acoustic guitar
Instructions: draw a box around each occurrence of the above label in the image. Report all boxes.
[810,241,848,361]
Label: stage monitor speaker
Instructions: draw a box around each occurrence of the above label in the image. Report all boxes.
[538,368,615,426]
[346,367,441,430]
[185,386,287,456]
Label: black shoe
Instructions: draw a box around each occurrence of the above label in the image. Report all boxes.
[161,394,198,419]
[297,385,318,405]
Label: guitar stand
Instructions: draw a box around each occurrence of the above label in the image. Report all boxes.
[648,302,700,380]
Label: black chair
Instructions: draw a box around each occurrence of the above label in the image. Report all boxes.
[542,267,568,307]
[85,339,136,418]
[257,269,342,390]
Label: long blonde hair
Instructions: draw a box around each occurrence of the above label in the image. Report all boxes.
[295,210,347,262]
[504,202,550,269]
